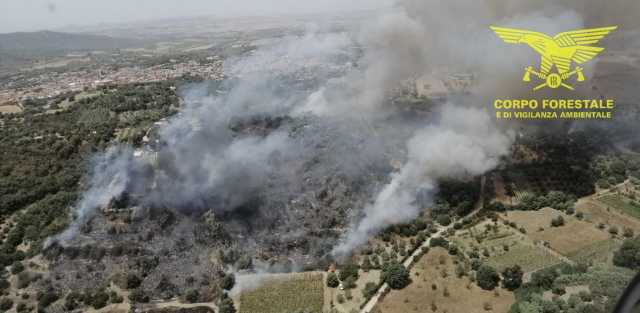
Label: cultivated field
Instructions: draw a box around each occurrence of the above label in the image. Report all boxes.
[565,239,620,264]
[238,272,324,313]
[596,194,640,219]
[577,198,640,232]
[502,208,610,256]
[452,219,561,272]
[375,248,515,313]
[0,104,22,114]
[452,220,519,251]
[487,245,562,272]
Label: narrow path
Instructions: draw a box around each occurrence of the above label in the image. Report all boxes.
[141,299,219,312]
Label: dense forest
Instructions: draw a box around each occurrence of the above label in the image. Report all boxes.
[0,81,179,267]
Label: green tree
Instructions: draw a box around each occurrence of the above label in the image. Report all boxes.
[381,262,411,290]
[339,263,360,281]
[128,289,149,303]
[184,289,199,303]
[91,290,110,309]
[326,272,339,288]
[502,265,523,291]
[436,214,452,226]
[37,290,59,308]
[430,237,449,248]
[64,292,82,311]
[530,268,558,290]
[362,282,378,298]
[221,273,235,291]
[614,237,640,269]
[0,298,13,311]
[343,276,357,289]
[10,262,24,275]
[361,256,372,272]
[476,265,500,290]
[219,296,236,313]
[126,273,142,289]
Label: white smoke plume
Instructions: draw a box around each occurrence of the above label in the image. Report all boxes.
[333,106,513,255]
[50,146,134,245]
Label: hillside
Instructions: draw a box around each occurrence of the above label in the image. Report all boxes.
[0,30,143,54]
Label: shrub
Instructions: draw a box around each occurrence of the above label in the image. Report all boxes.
[430,237,449,248]
[362,282,377,299]
[501,265,523,291]
[110,291,123,303]
[184,289,199,303]
[614,237,640,269]
[609,226,619,236]
[456,264,468,278]
[219,296,236,313]
[126,273,142,289]
[326,272,339,288]
[339,263,360,281]
[578,290,593,302]
[64,292,82,311]
[343,276,357,289]
[16,303,27,313]
[91,290,109,309]
[0,298,13,311]
[471,259,483,271]
[531,267,558,290]
[37,290,59,308]
[10,262,24,275]
[436,214,452,226]
[221,273,235,290]
[128,289,149,303]
[550,216,565,227]
[624,227,635,238]
[361,256,372,272]
[476,265,500,290]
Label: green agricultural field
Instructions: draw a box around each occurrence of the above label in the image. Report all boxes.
[487,245,562,272]
[239,272,324,313]
[565,239,620,264]
[597,194,640,219]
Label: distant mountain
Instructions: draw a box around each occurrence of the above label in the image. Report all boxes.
[0,31,144,53]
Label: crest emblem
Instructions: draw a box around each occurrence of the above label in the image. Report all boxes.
[491,26,617,91]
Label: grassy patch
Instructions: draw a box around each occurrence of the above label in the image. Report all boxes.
[565,239,620,264]
[597,194,640,219]
[377,248,515,313]
[487,245,562,272]
[239,273,324,313]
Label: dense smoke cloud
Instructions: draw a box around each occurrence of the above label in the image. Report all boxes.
[50,30,362,245]
[51,0,637,256]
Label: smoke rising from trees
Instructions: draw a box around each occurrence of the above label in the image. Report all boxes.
[51,0,636,258]
[333,106,513,255]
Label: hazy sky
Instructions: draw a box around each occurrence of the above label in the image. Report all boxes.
[0,0,392,33]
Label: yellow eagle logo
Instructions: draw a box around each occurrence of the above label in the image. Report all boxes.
[490,25,617,91]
